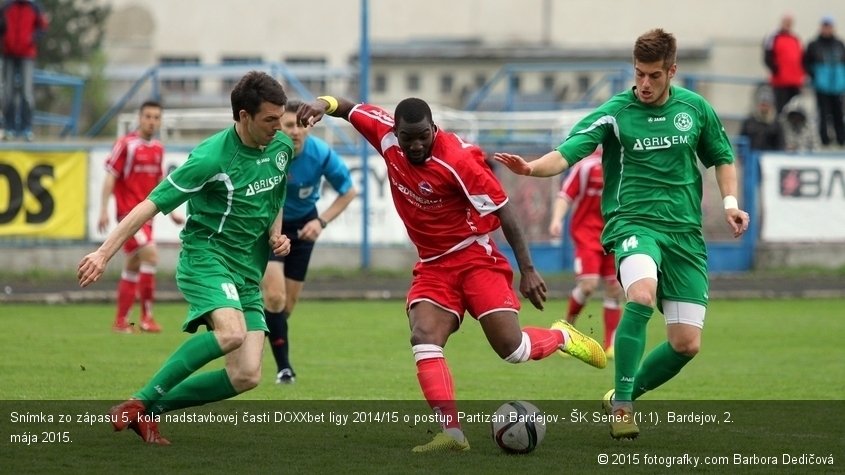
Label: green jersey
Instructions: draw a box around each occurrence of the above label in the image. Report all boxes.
[558,85,734,240]
[149,126,294,285]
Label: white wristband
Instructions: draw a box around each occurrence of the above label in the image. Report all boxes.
[723,195,738,210]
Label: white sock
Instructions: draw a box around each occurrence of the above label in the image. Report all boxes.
[571,286,587,304]
[556,327,572,349]
[504,332,531,363]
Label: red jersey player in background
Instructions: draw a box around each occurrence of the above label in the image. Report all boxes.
[297,95,606,453]
[98,100,184,333]
[548,151,621,358]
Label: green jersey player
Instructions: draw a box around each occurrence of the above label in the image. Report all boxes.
[78,71,294,444]
[495,29,750,440]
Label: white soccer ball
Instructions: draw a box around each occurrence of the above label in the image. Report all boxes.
[491,400,546,454]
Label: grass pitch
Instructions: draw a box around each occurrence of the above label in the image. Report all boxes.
[1,298,843,474]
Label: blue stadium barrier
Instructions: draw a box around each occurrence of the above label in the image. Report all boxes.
[31,69,85,137]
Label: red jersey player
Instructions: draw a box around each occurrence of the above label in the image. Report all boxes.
[297,96,607,452]
[549,151,622,358]
[98,100,183,333]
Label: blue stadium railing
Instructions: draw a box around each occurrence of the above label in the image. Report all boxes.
[31,69,85,137]
[83,62,358,153]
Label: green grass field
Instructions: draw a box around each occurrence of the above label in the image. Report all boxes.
[1,299,843,474]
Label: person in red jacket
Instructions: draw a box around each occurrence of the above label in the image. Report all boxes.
[764,14,805,113]
[1,0,48,141]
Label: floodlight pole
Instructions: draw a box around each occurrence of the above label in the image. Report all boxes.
[359,0,371,270]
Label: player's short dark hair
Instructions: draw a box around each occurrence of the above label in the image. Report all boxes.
[394,97,433,127]
[230,71,288,120]
[139,100,162,112]
[633,28,677,69]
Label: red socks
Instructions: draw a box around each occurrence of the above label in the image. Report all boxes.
[414,346,460,429]
[523,327,565,360]
[116,272,138,324]
[138,266,156,321]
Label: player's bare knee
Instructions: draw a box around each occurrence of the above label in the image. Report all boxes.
[410,326,447,347]
[669,338,700,357]
[493,334,523,361]
[264,291,286,313]
[215,329,247,353]
[605,281,623,300]
[410,328,433,347]
[138,246,159,266]
[626,289,655,307]
[580,280,599,295]
[228,368,261,392]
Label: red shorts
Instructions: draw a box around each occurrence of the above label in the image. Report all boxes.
[407,240,520,322]
[573,247,616,281]
[123,221,154,255]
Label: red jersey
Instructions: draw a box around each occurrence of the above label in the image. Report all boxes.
[559,153,604,252]
[105,131,165,220]
[348,104,508,261]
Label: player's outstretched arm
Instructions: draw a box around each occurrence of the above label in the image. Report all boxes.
[78,199,159,287]
[297,96,356,126]
[497,201,547,310]
[715,163,750,238]
[493,150,570,178]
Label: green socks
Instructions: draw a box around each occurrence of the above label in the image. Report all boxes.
[148,369,238,416]
[614,302,653,401]
[135,332,224,403]
[632,341,693,400]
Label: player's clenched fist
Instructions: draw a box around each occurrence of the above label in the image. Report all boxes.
[271,233,291,257]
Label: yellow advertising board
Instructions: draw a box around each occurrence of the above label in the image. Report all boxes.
[0,151,88,238]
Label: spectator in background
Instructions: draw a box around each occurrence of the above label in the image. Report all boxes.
[781,97,821,152]
[739,86,786,151]
[764,14,805,114]
[1,0,48,141]
[803,15,845,147]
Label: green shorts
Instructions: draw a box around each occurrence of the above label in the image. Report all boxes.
[605,224,709,310]
[176,252,268,334]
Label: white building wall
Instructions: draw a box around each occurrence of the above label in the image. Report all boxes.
[104,0,842,67]
[100,0,845,119]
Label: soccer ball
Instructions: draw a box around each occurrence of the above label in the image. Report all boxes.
[491,400,546,454]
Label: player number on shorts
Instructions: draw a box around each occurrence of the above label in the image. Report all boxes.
[622,236,639,252]
[221,283,240,301]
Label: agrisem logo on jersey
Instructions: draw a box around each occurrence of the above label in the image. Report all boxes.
[632,135,690,151]
[246,175,284,196]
